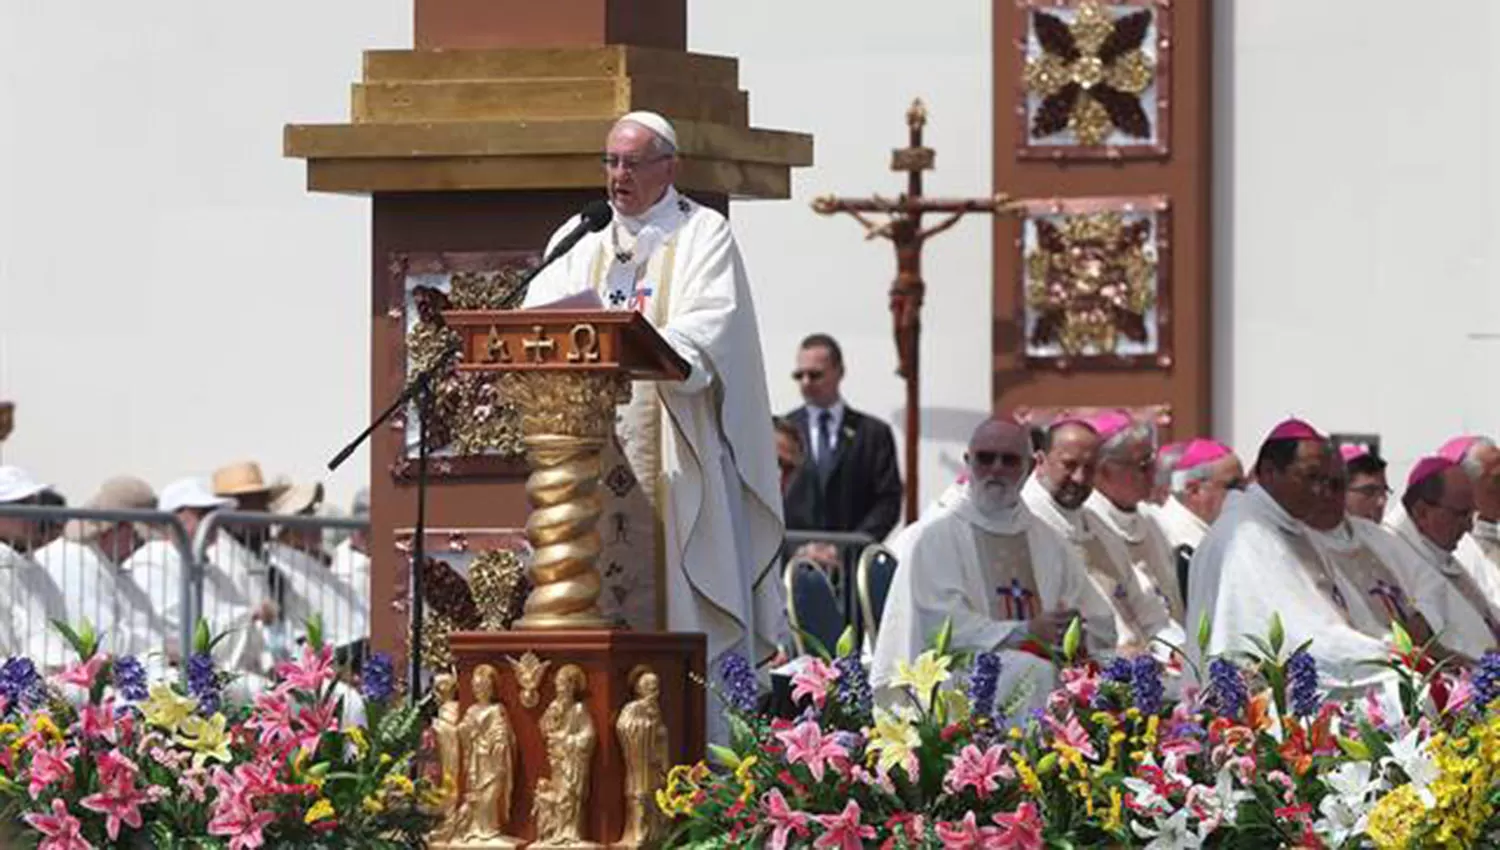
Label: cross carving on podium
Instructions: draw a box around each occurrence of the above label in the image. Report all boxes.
[522,325,556,363]
[813,99,1024,522]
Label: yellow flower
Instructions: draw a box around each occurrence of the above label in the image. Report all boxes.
[347,726,369,758]
[305,798,336,825]
[176,713,233,767]
[382,771,416,799]
[32,713,63,743]
[865,707,921,776]
[733,755,758,786]
[362,795,385,816]
[0,722,20,739]
[1090,711,1118,729]
[1104,787,1123,833]
[142,683,198,734]
[1367,785,1425,850]
[892,651,951,706]
[1010,753,1041,794]
[656,762,706,817]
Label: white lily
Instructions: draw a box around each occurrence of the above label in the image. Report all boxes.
[1131,807,1205,850]
[1381,727,1439,805]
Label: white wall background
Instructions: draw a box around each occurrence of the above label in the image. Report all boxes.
[1216,0,1500,486]
[3,0,1493,519]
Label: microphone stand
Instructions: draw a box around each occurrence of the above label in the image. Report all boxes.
[329,343,458,707]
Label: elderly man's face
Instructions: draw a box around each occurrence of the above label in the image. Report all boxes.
[1095,436,1154,510]
[604,122,677,217]
[1413,469,1476,552]
[1470,444,1500,517]
[1182,455,1244,524]
[1304,455,1349,532]
[1037,423,1100,510]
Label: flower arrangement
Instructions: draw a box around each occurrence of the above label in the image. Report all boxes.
[659,616,1500,849]
[0,617,438,849]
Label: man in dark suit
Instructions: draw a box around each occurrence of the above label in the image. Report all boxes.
[783,334,903,544]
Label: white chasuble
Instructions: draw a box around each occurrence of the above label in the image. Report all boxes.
[1387,505,1500,662]
[871,488,1116,716]
[1456,519,1500,609]
[523,187,788,681]
[1305,517,1432,641]
[1186,485,1396,702]
[1024,477,1169,654]
[1085,491,1185,627]
[1151,496,1209,555]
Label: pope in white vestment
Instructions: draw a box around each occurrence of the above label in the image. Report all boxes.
[520,112,787,709]
[1186,421,1396,701]
[873,420,1116,715]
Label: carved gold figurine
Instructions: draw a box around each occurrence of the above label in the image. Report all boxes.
[531,664,599,849]
[429,673,464,843]
[615,667,670,848]
[506,652,551,709]
[450,664,521,849]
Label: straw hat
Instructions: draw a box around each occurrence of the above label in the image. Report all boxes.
[271,481,325,516]
[64,475,157,541]
[212,461,273,497]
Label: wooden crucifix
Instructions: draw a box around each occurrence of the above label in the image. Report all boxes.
[813,99,1020,523]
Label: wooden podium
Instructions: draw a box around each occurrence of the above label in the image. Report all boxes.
[435,309,707,848]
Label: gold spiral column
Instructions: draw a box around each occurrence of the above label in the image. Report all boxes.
[506,371,630,630]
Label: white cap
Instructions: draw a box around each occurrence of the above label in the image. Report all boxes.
[158,477,235,513]
[0,465,48,503]
[616,111,677,150]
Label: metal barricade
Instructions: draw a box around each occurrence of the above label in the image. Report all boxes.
[192,510,371,673]
[782,529,875,648]
[0,504,194,677]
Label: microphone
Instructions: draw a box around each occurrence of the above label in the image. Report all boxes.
[516,201,613,301]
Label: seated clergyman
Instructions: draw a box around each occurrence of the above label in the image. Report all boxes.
[872,418,1116,713]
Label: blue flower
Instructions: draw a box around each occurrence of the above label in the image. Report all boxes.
[1102,656,1133,684]
[187,653,220,716]
[362,652,396,704]
[0,657,40,711]
[968,652,1002,721]
[113,655,149,701]
[1287,649,1320,718]
[1205,657,1247,717]
[1131,655,1165,716]
[832,654,873,723]
[717,653,758,714]
[1475,652,1500,710]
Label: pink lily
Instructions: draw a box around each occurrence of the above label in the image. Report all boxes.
[77,700,118,744]
[80,752,150,840]
[773,719,849,782]
[943,743,1012,796]
[28,741,79,798]
[760,788,810,850]
[1045,713,1098,760]
[1059,666,1099,705]
[23,798,91,850]
[790,658,840,709]
[55,654,104,690]
[274,645,336,693]
[935,811,998,849]
[812,799,875,850]
[245,688,297,756]
[991,802,1045,850]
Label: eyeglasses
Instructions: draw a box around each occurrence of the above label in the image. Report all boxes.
[972,451,1024,467]
[1348,484,1391,498]
[601,153,673,171]
[792,369,825,382]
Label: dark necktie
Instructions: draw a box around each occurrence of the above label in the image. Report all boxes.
[818,410,836,472]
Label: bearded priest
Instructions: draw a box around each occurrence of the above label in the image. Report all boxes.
[520,112,787,736]
[872,419,1116,712]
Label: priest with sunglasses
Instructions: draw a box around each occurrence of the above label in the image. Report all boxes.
[872,418,1116,715]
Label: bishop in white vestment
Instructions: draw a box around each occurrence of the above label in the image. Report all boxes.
[521,113,787,700]
[1436,436,1500,607]
[873,420,1115,714]
[1386,457,1500,663]
[1186,420,1396,701]
[1024,419,1170,656]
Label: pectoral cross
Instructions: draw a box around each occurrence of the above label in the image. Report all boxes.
[814,99,1025,523]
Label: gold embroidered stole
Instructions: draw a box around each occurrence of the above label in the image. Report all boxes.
[586,233,680,630]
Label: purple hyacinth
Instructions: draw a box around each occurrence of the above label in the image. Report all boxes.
[1131,655,1165,715]
[186,652,220,716]
[1205,657,1247,718]
[968,652,1002,721]
[1475,652,1500,710]
[1102,656,1134,684]
[833,654,873,723]
[1287,649,1320,718]
[0,657,40,711]
[113,656,149,701]
[362,652,396,704]
[717,653,758,714]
